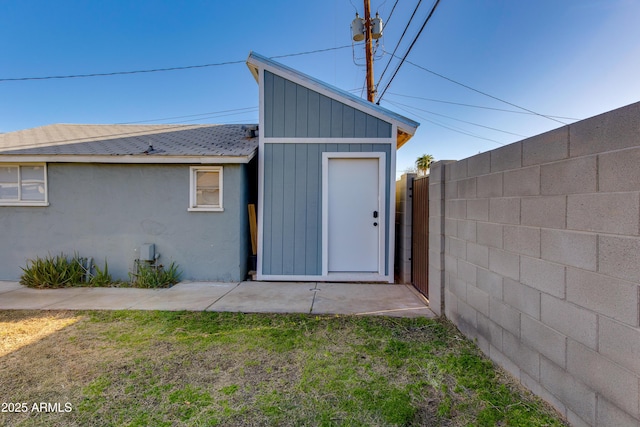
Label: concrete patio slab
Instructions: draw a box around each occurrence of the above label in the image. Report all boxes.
[0,287,89,309]
[312,283,436,318]
[0,281,23,294]
[43,287,161,310]
[208,281,316,313]
[130,282,239,311]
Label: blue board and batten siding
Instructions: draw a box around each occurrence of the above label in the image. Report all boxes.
[263,71,392,139]
[262,143,391,276]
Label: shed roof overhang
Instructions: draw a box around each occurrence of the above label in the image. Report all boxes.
[246,52,419,149]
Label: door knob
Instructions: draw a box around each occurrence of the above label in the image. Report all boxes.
[373,222,378,226]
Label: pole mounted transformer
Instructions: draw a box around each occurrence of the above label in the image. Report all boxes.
[351,0,383,103]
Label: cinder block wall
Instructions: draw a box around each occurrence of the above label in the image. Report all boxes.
[429,102,640,426]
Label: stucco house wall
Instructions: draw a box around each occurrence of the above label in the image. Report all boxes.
[0,162,252,282]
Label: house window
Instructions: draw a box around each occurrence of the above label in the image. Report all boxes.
[189,166,223,211]
[0,164,48,206]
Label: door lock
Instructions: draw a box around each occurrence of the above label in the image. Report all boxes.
[373,210,378,218]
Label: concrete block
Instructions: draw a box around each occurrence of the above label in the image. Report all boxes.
[567,340,639,417]
[447,236,466,259]
[476,267,503,299]
[466,198,489,221]
[467,151,491,177]
[489,297,521,337]
[477,313,503,349]
[522,126,569,166]
[467,242,489,269]
[489,248,520,280]
[599,235,640,282]
[429,216,443,235]
[540,294,597,350]
[503,166,540,196]
[428,267,443,316]
[567,267,638,326]
[566,410,592,427]
[429,199,442,217]
[457,259,477,284]
[457,177,477,199]
[568,192,640,235]
[428,180,442,201]
[521,196,566,229]
[489,197,521,224]
[444,253,458,277]
[597,397,640,427]
[541,229,597,271]
[540,357,596,425]
[466,284,489,317]
[457,220,476,242]
[445,218,457,237]
[476,172,503,198]
[445,199,466,219]
[445,289,457,319]
[444,180,458,199]
[599,147,640,192]
[540,156,597,195]
[489,345,521,380]
[457,297,478,328]
[504,278,540,320]
[502,329,540,380]
[599,316,640,374]
[477,221,503,248]
[450,276,467,301]
[521,316,567,368]
[569,101,640,157]
[490,141,522,172]
[521,371,568,418]
[520,256,565,298]
[449,159,468,180]
[503,225,540,257]
[429,161,447,183]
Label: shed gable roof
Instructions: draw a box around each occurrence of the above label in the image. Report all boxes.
[0,123,258,163]
[246,52,419,148]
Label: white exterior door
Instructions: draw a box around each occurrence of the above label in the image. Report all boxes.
[326,157,382,273]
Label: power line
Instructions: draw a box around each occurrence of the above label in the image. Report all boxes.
[386,92,580,120]
[386,99,527,137]
[0,46,352,83]
[396,56,569,125]
[117,107,258,125]
[377,0,423,87]
[377,0,442,102]
[382,0,400,29]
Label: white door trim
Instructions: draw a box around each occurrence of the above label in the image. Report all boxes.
[321,152,386,277]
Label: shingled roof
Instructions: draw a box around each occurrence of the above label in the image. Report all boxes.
[0,123,258,163]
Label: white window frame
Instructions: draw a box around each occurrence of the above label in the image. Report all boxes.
[189,166,223,212]
[0,163,48,207]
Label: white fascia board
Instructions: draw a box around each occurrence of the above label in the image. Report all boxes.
[0,152,256,164]
[261,137,395,145]
[246,52,418,137]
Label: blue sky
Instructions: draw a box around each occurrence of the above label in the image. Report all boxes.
[2,0,639,174]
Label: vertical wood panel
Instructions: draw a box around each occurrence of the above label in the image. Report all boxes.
[365,114,378,137]
[377,120,392,138]
[412,176,429,297]
[284,80,297,137]
[306,144,321,274]
[307,91,320,137]
[294,144,308,274]
[296,86,308,137]
[354,110,367,137]
[318,95,332,137]
[330,99,343,137]
[342,105,355,137]
[264,72,274,138]
[272,75,286,137]
[270,144,285,274]
[282,144,296,274]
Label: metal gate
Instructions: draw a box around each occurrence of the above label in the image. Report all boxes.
[411,176,429,297]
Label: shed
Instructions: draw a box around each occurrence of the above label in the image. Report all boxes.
[246,52,419,283]
[0,124,258,282]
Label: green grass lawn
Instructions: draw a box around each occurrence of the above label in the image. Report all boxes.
[0,311,567,426]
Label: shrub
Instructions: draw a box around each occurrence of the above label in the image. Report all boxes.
[89,260,113,287]
[129,262,181,288]
[20,253,86,288]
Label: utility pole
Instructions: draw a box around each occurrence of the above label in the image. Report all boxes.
[363,0,375,102]
[351,0,382,103]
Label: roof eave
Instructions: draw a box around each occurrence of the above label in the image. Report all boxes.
[0,151,257,164]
